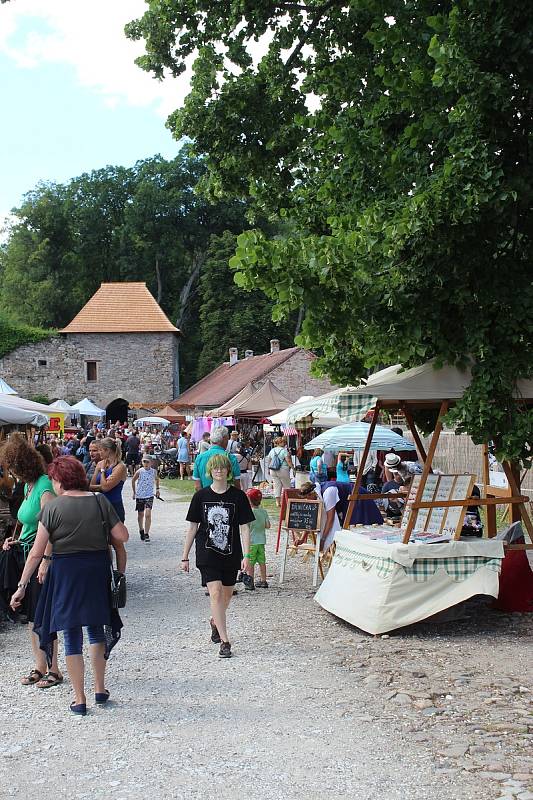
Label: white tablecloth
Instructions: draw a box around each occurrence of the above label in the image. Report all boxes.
[314,530,505,634]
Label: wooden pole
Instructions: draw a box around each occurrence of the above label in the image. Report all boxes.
[401,404,428,463]
[343,401,381,529]
[402,400,448,543]
[483,443,497,537]
[501,460,533,544]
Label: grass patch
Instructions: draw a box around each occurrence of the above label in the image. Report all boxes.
[160,478,196,500]
[161,478,281,521]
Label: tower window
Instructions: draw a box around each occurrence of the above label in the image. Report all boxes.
[86,361,98,382]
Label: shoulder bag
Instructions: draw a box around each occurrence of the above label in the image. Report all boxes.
[92,493,127,609]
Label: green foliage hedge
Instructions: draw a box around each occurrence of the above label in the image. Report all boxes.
[0,314,55,359]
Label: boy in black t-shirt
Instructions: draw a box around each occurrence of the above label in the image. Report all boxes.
[182,454,254,658]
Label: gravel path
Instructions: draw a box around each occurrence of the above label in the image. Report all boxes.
[0,483,531,800]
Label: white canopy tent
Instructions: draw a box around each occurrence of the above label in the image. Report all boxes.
[50,399,74,412]
[0,378,18,395]
[0,393,65,416]
[70,398,106,417]
[0,400,47,427]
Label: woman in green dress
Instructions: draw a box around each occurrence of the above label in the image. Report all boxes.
[1,434,63,688]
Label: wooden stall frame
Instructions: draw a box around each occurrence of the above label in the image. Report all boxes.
[343,398,533,548]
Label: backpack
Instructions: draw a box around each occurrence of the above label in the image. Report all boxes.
[270,448,282,471]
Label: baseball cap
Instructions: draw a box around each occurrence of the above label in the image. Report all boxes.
[246,488,262,504]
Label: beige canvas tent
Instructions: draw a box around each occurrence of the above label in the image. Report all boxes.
[207,383,256,417]
[354,359,533,405]
[232,380,292,419]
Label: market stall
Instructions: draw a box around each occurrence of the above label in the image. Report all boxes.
[0,394,66,437]
[70,397,106,422]
[314,359,533,633]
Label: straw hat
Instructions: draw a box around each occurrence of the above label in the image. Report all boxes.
[384,453,401,468]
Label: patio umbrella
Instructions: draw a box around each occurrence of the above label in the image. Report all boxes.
[136,416,170,427]
[304,422,416,452]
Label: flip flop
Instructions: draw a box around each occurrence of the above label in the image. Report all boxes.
[70,702,87,716]
[21,669,44,686]
[37,671,64,689]
[95,690,110,704]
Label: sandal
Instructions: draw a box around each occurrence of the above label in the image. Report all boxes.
[21,669,44,686]
[95,690,110,704]
[37,671,64,689]
[70,702,87,716]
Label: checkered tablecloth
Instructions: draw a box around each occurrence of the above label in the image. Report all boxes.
[334,544,502,583]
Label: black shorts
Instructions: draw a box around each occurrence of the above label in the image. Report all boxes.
[126,452,141,466]
[135,497,154,511]
[198,566,239,587]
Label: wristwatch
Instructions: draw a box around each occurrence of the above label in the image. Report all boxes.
[17,581,28,589]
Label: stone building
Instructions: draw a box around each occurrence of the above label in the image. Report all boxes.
[171,340,336,415]
[0,283,179,422]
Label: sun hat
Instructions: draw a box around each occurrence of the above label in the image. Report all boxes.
[384,453,401,468]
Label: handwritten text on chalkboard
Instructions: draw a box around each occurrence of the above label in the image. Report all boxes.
[286,499,321,531]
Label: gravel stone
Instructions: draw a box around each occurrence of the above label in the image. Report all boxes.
[0,484,531,800]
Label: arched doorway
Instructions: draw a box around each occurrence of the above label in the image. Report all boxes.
[106,398,129,425]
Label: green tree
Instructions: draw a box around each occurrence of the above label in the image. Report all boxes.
[196,231,298,379]
[128,1,533,464]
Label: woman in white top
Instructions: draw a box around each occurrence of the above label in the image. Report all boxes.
[266,436,293,507]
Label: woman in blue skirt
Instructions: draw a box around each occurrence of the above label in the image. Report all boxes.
[11,456,128,716]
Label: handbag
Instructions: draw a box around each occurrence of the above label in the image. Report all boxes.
[92,493,127,609]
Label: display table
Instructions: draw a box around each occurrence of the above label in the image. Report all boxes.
[314,529,505,634]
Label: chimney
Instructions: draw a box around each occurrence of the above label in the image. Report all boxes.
[244,350,254,359]
[270,339,280,354]
[229,347,238,366]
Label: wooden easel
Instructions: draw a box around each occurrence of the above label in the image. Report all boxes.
[278,498,323,587]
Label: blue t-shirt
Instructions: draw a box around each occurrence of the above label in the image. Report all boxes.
[193,445,241,488]
[336,461,350,483]
[310,455,328,479]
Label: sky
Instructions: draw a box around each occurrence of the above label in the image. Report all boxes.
[0,1,192,227]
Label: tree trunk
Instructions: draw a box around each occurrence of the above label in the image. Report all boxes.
[175,251,207,330]
[155,255,163,304]
[294,305,305,338]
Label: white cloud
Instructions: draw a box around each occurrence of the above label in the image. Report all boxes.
[0,0,191,118]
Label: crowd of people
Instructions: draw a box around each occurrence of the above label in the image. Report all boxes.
[0,416,441,713]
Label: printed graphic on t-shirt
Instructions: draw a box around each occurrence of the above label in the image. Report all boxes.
[205,502,235,554]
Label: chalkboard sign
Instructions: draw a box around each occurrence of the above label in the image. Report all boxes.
[285,498,322,532]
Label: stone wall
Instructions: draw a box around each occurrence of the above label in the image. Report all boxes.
[0,332,178,408]
[262,349,336,400]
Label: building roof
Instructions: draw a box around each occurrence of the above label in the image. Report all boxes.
[171,347,302,409]
[61,282,179,334]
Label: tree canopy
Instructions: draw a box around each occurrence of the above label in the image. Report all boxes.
[0,150,290,389]
[127,1,533,464]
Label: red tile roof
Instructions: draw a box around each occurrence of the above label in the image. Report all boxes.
[61,282,179,333]
[172,347,303,408]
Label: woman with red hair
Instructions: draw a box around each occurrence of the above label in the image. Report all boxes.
[10,456,129,716]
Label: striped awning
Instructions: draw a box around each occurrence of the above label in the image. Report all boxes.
[285,388,376,425]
